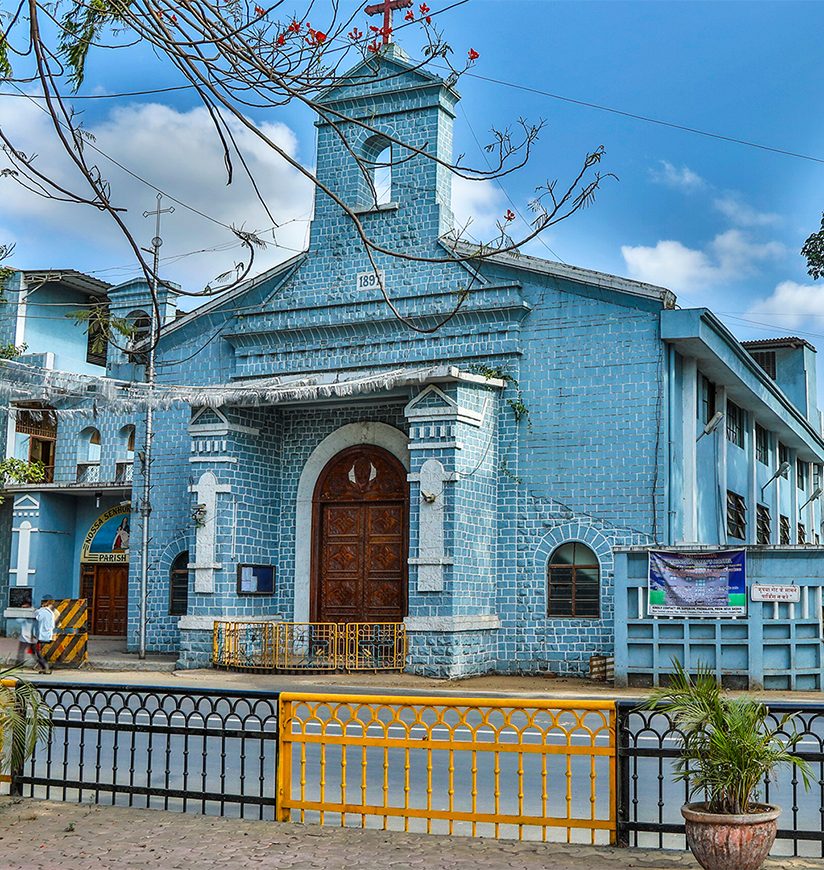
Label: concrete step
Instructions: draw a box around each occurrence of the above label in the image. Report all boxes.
[86,654,178,672]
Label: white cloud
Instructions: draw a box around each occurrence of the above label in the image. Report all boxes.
[649,160,705,192]
[748,280,824,328]
[621,229,785,290]
[0,98,313,294]
[713,193,779,227]
[450,175,506,240]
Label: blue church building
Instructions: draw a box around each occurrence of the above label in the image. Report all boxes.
[3,46,824,683]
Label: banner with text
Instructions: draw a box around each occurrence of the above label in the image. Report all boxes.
[648,550,747,617]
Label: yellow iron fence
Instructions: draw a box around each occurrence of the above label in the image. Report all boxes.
[276,692,616,844]
[212,622,407,672]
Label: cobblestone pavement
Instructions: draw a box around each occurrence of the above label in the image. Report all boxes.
[0,799,819,870]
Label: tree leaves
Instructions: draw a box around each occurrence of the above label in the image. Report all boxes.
[802,212,824,280]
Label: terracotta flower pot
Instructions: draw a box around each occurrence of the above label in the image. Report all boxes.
[681,802,781,870]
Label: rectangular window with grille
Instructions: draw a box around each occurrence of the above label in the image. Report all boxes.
[798,523,806,545]
[751,350,777,380]
[779,443,790,477]
[797,460,808,490]
[780,515,791,545]
[698,374,716,425]
[726,401,745,449]
[755,424,769,465]
[726,490,746,540]
[756,504,771,545]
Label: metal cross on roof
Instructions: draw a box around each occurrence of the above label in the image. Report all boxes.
[365,0,413,45]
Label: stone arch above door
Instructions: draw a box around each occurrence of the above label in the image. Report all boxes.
[294,422,409,623]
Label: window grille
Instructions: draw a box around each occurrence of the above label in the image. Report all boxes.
[726,490,746,540]
[726,401,745,449]
[798,523,807,545]
[780,515,791,545]
[170,551,190,616]
[756,504,771,545]
[547,542,600,618]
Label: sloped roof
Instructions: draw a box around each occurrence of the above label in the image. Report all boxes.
[22,269,111,297]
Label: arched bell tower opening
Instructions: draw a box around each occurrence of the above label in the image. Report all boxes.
[310,444,409,623]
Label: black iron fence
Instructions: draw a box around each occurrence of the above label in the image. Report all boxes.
[616,699,824,858]
[11,683,280,819]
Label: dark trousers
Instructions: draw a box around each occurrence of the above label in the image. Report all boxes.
[32,641,50,672]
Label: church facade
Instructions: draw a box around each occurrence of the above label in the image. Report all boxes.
[4,48,824,678]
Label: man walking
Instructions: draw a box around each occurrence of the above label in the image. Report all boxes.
[32,597,57,675]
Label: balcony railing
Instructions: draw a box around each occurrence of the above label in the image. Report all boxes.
[75,462,100,484]
[115,461,134,485]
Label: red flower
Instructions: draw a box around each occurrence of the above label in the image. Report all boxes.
[369,24,380,32]
[314,30,327,43]
[419,3,430,13]
[288,19,301,32]
[468,48,479,61]
[254,5,265,17]
[169,13,177,23]
[380,25,392,39]
[426,15,431,23]
[504,209,516,222]
[277,32,285,45]
[367,40,380,53]
[404,9,414,20]
[349,27,363,40]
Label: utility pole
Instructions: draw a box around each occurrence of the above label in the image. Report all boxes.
[138,193,174,659]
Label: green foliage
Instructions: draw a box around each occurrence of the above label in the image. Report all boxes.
[67,307,133,354]
[59,0,132,90]
[645,660,812,814]
[473,365,532,429]
[0,242,15,296]
[0,458,45,506]
[0,668,51,776]
[0,32,11,80]
[0,342,26,360]
[802,212,824,280]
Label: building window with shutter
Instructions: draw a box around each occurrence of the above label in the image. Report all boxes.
[779,443,790,477]
[726,490,747,540]
[547,543,600,618]
[755,424,769,465]
[756,504,771,545]
[726,401,745,449]
[169,551,190,616]
[698,374,716,425]
[751,350,777,380]
[798,523,806,545]
[797,460,808,491]
[780,515,791,545]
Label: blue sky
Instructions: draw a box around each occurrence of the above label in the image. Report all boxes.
[2,0,823,345]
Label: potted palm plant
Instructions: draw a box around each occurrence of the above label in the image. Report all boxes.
[645,661,811,870]
[1,667,50,791]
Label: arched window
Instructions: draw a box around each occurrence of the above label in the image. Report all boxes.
[372,143,392,205]
[126,310,151,364]
[116,425,136,484]
[170,551,190,616]
[76,427,101,483]
[547,542,600,618]
[361,135,393,207]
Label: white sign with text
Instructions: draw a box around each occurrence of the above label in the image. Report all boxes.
[750,584,801,603]
[356,270,385,293]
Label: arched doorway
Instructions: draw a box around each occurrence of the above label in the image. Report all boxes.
[311,445,408,623]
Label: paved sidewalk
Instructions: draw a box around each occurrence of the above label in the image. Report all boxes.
[0,799,819,870]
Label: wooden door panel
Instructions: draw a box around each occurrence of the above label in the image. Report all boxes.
[312,445,408,623]
[92,566,128,636]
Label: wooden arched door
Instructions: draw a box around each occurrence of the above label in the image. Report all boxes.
[311,445,408,623]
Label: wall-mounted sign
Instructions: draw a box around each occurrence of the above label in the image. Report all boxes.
[236,564,275,595]
[751,584,801,603]
[81,504,131,564]
[648,550,747,617]
[356,269,385,293]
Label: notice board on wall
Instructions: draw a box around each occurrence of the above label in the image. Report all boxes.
[648,550,747,617]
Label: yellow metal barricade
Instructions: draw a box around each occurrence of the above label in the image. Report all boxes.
[274,623,339,671]
[43,599,88,668]
[277,693,616,844]
[212,620,278,671]
[211,622,407,672]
